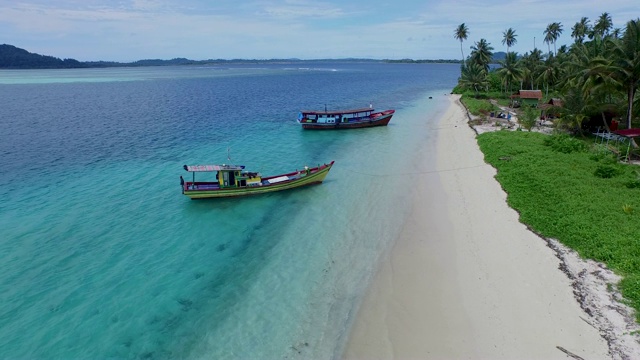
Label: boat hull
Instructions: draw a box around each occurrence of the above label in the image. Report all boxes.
[183,161,334,199]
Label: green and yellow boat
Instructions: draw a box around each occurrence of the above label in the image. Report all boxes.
[181,161,334,199]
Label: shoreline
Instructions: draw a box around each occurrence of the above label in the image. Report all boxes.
[341,94,634,359]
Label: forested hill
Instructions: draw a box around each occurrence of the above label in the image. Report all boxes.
[0,44,86,69]
[0,44,462,69]
[0,44,201,69]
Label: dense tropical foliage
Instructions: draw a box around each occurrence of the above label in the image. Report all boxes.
[455,14,640,130]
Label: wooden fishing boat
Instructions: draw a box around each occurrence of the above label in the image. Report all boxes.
[181,161,334,199]
[297,106,395,129]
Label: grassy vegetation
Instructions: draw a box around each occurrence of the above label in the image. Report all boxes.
[495,98,511,107]
[477,130,640,317]
[452,84,517,118]
[460,96,498,116]
[452,88,502,116]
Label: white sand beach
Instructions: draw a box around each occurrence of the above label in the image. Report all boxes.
[342,95,640,359]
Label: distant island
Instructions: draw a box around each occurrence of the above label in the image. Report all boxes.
[0,44,471,69]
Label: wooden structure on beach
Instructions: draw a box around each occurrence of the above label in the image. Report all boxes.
[510,90,543,107]
[540,98,564,120]
[613,128,640,162]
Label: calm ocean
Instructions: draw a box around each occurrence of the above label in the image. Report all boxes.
[0,62,459,359]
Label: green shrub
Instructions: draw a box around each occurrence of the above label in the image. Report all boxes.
[626,171,640,188]
[451,85,464,94]
[625,180,640,189]
[589,151,619,164]
[486,72,503,92]
[594,164,622,178]
[518,106,538,131]
[543,133,588,154]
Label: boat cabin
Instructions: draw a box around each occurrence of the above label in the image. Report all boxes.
[183,164,262,190]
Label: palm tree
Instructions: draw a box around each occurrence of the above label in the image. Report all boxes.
[550,22,563,55]
[553,46,572,90]
[568,39,619,130]
[544,24,554,54]
[521,48,543,90]
[614,18,640,129]
[571,17,590,43]
[611,28,622,39]
[459,62,489,96]
[558,45,569,55]
[454,23,469,63]
[537,54,560,97]
[469,38,494,73]
[496,52,523,95]
[556,88,590,133]
[502,28,517,54]
[593,12,613,39]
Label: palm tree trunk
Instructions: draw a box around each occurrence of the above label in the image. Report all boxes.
[545,82,549,98]
[460,41,465,63]
[627,85,635,129]
[601,111,611,132]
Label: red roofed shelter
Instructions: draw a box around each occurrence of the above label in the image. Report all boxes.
[510,90,543,107]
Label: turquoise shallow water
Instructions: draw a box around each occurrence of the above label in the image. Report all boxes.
[0,63,458,359]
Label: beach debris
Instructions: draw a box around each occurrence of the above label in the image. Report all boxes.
[556,346,586,359]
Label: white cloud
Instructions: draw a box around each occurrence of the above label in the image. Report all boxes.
[0,0,638,61]
[261,0,346,19]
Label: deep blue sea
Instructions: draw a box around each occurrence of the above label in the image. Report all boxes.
[0,62,459,359]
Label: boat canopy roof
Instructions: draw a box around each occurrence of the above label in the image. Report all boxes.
[183,164,245,172]
[300,108,373,116]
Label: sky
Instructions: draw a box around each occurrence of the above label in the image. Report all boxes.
[0,0,638,62]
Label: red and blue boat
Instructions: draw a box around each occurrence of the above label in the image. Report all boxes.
[297,106,395,129]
